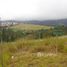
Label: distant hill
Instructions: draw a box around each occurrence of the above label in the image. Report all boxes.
[23,19,67,26]
[0,19,67,26]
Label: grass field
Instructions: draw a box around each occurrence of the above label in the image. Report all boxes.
[0,23,67,67]
[11,23,51,30]
[0,36,67,67]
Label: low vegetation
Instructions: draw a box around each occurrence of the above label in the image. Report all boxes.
[0,36,67,67]
[0,23,66,42]
[0,23,67,67]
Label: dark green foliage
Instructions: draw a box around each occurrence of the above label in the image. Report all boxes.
[0,28,27,42]
[0,28,16,42]
[51,24,65,36]
[0,24,66,42]
[52,30,64,36]
[64,26,67,34]
[15,30,26,39]
[34,29,46,39]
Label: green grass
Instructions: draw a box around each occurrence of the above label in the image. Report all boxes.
[11,23,51,31]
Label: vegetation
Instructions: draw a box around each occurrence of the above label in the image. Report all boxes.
[0,23,67,67]
[11,23,51,30]
[0,24,66,41]
[0,37,67,67]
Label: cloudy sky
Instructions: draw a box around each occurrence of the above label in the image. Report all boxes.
[0,0,67,20]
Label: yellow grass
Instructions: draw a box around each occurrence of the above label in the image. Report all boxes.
[0,22,67,67]
[11,23,51,30]
[0,36,67,67]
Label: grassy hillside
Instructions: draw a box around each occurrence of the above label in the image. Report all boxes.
[11,23,51,30]
[0,23,67,67]
[0,36,67,67]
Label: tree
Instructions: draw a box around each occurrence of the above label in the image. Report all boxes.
[52,24,65,36]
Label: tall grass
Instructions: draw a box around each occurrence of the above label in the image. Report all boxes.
[0,36,67,67]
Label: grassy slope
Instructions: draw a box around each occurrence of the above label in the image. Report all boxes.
[0,36,67,67]
[0,24,67,67]
[11,23,51,30]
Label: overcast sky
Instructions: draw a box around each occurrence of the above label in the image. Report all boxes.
[0,0,67,20]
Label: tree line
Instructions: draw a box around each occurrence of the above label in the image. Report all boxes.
[0,24,66,42]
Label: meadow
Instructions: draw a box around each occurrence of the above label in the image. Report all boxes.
[11,23,51,30]
[0,23,67,67]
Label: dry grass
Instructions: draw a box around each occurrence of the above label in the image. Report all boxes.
[0,36,67,67]
[0,23,67,67]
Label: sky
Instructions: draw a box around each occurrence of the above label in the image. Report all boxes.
[0,0,67,20]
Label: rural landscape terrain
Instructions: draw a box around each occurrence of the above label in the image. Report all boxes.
[0,20,67,67]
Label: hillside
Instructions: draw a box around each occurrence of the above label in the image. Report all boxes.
[11,23,51,30]
[1,18,67,26]
[0,36,67,67]
[0,23,67,67]
[22,19,67,26]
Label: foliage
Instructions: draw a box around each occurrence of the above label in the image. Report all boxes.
[51,24,65,36]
